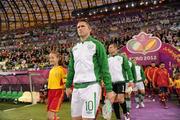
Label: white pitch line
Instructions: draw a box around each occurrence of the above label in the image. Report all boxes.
[3,104,35,112]
[3,108,16,112]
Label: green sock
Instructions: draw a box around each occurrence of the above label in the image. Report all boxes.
[135,94,140,104]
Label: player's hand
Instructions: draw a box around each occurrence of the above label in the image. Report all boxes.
[128,82,134,87]
[66,88,72,97]
[144,79,148,86]
[106,91,116,103]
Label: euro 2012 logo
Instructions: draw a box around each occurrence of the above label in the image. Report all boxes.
[126,32,162,55]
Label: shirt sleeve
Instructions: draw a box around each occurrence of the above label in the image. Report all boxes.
[153,69,158,85]
[96,42,112,92]
[130,62,136,82]
[140,66,146,81]
[61,67,67,84]
[123,56,134,82]
[66,51,74,88]
[146,68,152,81]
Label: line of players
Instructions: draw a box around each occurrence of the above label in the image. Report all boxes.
[99,43,179,120]
[99,43,147,120]
[45,42,179,120]
[46,21,180,120]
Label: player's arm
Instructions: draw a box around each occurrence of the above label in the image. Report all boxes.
[128,61,135,87]
[141,66,146,81]
[130,62,137,83]
[65,51,74,97]
[146,68,152,81]
[141,66,148,85]
[153,69,158,87]
[66,51,74,88]
[60,67,67,88]
[97,42,112,92]
[96,41,115,103]
[167,70,171,86]
[123,56,134,83]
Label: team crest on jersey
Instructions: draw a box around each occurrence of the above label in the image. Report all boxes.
[87,44,94,50]
[72,46,78,51]
[117,56,122,61]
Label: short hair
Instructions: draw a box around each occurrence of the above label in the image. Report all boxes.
[131,58,136,61]
[77,19,91,28]
[159,62,165,65]
[108,43,118,48]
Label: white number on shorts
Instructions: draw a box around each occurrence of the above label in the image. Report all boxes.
[122,86,124,92]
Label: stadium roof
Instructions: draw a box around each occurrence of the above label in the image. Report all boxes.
[0,0,127,32]
[0,0,178,33]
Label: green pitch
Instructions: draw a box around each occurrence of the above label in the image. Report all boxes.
[0,102,116,120]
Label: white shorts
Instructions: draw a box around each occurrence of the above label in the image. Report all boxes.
[71,83,101,118]
[133,81,145,91]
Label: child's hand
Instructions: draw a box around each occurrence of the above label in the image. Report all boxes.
[66,88,72,97]
[101,81,105,87]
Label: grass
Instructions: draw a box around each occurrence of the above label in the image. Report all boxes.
[0,102,116,120]
[0,102,31,111]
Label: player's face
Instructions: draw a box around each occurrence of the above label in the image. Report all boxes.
[49,53,59,66]
[108,44,117,55]
[160,64,165,68]
[77,22,91,39]
[132,59,137,64]
[151,63,156,67]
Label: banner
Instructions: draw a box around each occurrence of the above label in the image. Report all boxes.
[0,70,49,85]
[121,32,180,68]
[121,32,162,65]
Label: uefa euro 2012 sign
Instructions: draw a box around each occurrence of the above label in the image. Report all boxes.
[126,32,162,55]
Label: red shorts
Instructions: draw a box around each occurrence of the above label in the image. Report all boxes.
[176,88,180,95]
[47,89,64,112]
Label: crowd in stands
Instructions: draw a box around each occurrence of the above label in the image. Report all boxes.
[0,6,179,71]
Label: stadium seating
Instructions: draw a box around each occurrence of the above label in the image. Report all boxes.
[11,91,23,100]
[10,91,18,100]
[0,7,179,71]
[0,91,23,102]
[5,91,12,100]
[0,91,6,100]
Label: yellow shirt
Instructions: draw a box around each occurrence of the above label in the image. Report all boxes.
[48,66,66,89]
[174,79,180,88]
